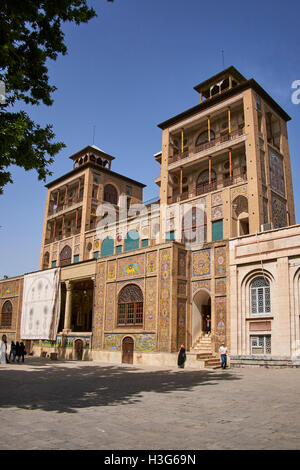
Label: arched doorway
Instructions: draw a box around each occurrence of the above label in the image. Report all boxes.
[192,289,211,345]
[74,339,84,360]
[122,336,134,364]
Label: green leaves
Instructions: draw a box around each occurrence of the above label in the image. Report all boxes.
[0,0,98,193]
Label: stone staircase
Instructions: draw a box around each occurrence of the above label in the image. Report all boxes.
[191,335,221,369]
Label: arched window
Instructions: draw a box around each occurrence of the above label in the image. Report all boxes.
[103,184,118,205]
[196,169,217,195]
[196,130,215,147]
[250,277,271,315]
[232,195,249,237]
[43,252,50,270]
[101,236,114,257]
[118,284,143,326]
[1,301,12,328]
[124,230,140,252]
[60,245,72,266]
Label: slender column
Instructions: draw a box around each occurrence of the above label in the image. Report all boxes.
[180,167,183,195]
[208,116,211,142]
[78,178,81,201]
[209,157,212,184]
[53,219,56,242]
[228,107,231,134]
[229,149,232,178]
[75,209,78,231]
[62,215,65,237]
[64,186,68,206]
[181,129,184,153]
[64,281,73,331]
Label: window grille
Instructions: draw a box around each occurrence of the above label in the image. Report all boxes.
[250,335,271,355]
[250,277,271,315]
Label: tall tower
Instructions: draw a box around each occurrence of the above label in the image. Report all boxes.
[155,66,295,243]
[154,66,295,353]
[39,145,145,270]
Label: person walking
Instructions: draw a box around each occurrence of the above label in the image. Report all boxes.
[0,335,7,364]
[9,341,16,362]
[205,315,211,336]
[219,342,228,369]
[177,344,186,369]
[15,341,21,362]
[19,342,26,363]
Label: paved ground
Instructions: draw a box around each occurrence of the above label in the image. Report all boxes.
[0,357,300,450]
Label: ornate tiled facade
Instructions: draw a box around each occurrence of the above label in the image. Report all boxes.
[271,193,287,228]
[158,248,172,352]
[192,249,211,277]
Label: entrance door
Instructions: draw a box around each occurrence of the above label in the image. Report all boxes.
[201,304,211,334]
[74,339,83,360]
[122,337,134,364]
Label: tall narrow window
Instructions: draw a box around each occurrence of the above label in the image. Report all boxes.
[250,277,271,316]
[59,245,72,266]
[103,184,118,205]
[212,220,223,241]
[1,301,12,328]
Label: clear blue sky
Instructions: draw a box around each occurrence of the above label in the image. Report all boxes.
[1,0,300,278]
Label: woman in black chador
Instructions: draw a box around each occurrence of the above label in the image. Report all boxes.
[177,344,186,369]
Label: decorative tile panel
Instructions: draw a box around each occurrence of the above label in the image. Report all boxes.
[211,205,223,221]
[146,251,157,274]
[192,249,211,277]
[178,250,187,277]
[158,248,172,352]
[215,277,226,295]
[271,193,287,228]
[145,277,157,331]
[269,148,285,196]
[105,283,116,330]
[92,263,106,349]
[192,279,211,295]
[214,246,226,276]
[231,185,247,200]
[107,260,116,280]
[117,254,145,279]
[215,296,226,348]
[177,300,186,349]
[212,192,222,207]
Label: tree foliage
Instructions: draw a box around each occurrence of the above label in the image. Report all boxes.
[0,0,99,194]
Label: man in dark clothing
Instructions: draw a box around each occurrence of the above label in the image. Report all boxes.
[19,342,26,362]
[177,344,186,369]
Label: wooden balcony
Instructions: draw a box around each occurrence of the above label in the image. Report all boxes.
[169,127,245,165]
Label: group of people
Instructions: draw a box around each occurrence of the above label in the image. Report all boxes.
[177,343,228,369]
[0,335,26,364]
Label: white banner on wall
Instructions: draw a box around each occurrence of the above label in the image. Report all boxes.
[20,268,61,340]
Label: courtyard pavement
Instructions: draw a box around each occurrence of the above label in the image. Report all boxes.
[0,357,300,450]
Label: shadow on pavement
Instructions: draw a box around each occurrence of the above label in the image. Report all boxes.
[0,357,240,413]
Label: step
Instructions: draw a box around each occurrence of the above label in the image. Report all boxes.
[197,353,216,359]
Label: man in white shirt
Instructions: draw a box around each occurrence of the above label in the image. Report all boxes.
[219,343,228,369]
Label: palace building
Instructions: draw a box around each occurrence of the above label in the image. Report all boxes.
[1,66,299,367]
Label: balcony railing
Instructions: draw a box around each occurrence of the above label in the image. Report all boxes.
[170,127,245,164]
[171,170,247,202]
[48,196,84,216]
[45,227,81,245]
